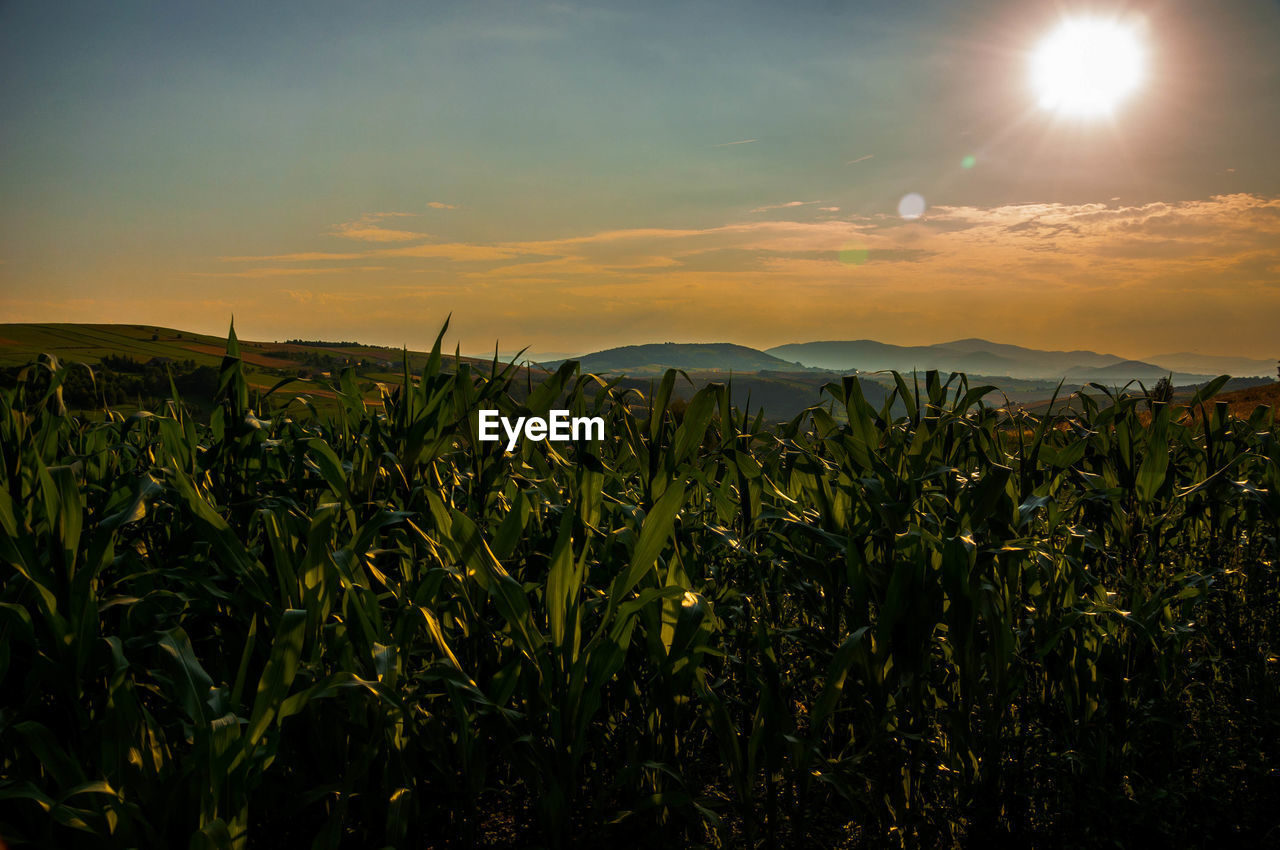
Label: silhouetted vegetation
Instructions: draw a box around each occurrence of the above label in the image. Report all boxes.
[0,356,216,410]
[283,339,366,347]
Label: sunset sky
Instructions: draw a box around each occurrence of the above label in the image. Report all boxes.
[2,0,1278,358]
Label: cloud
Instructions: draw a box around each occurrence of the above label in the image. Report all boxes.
[281,289,371,305]
[183,193,1280,357]
[218,195,1280,289]
[846,154,874,165]
[750,200,819,214]
[191,266,391,278]
[219,252,368,262]
[378,243,538,261]
[712,139,758,147]
[427,201,459,210]
[332,213,429,243]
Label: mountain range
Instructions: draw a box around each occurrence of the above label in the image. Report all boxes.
[3,324,1271,422]
[766,338,1276,383]
[548,338,1273,384]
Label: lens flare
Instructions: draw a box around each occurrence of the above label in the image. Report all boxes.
[898,193,926,220]
[838,245,869,265]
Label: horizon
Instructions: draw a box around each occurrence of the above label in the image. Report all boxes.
[3,0,1279,359]
[7,319,1274,372]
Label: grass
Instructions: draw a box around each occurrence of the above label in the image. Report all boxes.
[1,322,1278,848]
[0,323,443,372]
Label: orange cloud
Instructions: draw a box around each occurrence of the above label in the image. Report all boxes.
[332,213,429,243]
[378,243,539,261]
[219,252,368,262]
[173,194,1279,358]
[191,266,390,278]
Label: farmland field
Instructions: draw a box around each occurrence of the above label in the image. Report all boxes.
[1,325,1278,848]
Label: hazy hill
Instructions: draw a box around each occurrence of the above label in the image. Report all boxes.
[764,340,956,373]
[552,343,808,375]
[1073,360,1189,381]
[766,338,1225,383]
[1143,352,1275,378]
[767,339,1126,376]
[934,338,1125,370]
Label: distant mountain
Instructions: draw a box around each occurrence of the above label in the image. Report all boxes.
[767,339,1126,377]
[561,338,1245,385]
[934,338,1126,370]
[766,338,1220,383]
[1070,360,1186,382]
[554,343,807,375]
[1142,352,1275,378]
[765,340,973,373]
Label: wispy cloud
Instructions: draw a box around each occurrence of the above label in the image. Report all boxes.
[378,243,538,261]
[189,194,1280,356]
[846,154,874,165]
[191,266,391,278]
[712,138,758,147]
[281,289,370,305]
[750,200,819,214]
[332,213,429,243]
[219,251,368,262]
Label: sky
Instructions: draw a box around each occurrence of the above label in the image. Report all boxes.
[2,0,1278,359]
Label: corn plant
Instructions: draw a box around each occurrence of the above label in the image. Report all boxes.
[1,326,1277,848]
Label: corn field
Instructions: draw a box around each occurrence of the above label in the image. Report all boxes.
[2,322,1279,848]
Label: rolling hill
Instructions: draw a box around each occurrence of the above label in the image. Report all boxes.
[0,323,416,372]
[0,323,499,411]
[6,324,1267,422]
[0,324,842,420]
[550,343,811,375]
[766,338,1227,384]
[1142,351,1275,378]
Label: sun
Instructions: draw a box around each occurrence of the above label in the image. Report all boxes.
[1030,19,1146,117]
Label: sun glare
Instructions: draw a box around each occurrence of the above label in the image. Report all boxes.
[1031,19,1146,117]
